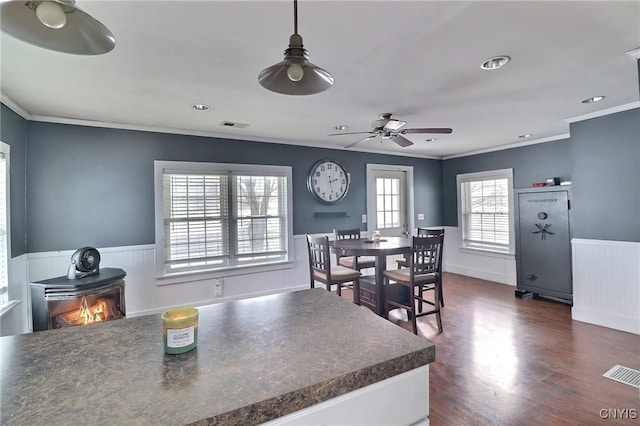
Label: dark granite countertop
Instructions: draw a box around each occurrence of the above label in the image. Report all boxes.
[1,288,435,425]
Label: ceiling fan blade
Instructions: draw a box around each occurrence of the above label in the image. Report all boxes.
[401,128,453,134]
[383,120,407,131]
[390,135,413,147]
[328,131,377,136]
[344,134,378,148]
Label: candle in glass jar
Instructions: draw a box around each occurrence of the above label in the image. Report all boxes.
[162,307,199,354]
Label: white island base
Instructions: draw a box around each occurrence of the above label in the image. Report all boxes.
[263,365,430,426]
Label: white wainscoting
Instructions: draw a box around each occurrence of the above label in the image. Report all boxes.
[8,229,518,335]
[1,254,29,336]
[12,236,315,333]
[442,226,516,285]
[571,238,640,335]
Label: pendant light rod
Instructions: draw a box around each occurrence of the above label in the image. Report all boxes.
[293,0,298,35]
[257,0,334,95]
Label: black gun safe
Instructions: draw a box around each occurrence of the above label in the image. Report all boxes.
[514,186,572,303]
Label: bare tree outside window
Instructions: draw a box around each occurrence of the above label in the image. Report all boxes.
[156,162,290,275]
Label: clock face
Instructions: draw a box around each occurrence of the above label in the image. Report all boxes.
[307,159,349,204]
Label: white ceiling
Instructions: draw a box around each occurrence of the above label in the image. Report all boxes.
[1,0,639,159]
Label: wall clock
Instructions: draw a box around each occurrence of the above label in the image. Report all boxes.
[307,159,350,204]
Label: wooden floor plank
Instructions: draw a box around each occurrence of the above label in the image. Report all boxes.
[343,272,640,425]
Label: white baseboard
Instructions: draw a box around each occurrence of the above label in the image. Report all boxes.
[572,307,640,335]
[444,263,515,286]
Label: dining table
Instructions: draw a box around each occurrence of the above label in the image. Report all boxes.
[331,236,411,316]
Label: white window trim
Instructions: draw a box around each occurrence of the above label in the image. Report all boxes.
[366,164,415,236]
[456,168,515,256]
[154,160,294,280]
[0,141,10,306]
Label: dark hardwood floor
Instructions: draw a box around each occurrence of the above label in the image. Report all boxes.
[348,272,640,425]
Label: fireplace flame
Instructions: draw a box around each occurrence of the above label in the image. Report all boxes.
[61,297,111,326]
[79,297,108,324]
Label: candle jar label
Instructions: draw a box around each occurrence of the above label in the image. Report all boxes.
[167,325,195,348]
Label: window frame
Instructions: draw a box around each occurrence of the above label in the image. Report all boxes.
[456,168,515,255]
[0,142,10,305]
[154,161,294,279]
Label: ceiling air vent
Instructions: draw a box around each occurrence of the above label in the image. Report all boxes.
[220,121,249,129]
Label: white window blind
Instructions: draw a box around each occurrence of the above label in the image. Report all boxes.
[156,162,291,276]
[0,146,9,304]
[163,173,229,273]
[458,169,513,254]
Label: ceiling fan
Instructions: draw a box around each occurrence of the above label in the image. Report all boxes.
[329,113,452,148]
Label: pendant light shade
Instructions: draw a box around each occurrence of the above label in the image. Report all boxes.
[0,0,115,55]
[258,0,333,95]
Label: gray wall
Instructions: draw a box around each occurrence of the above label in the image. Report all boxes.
[26,121,443,252]
[442,107,639,242]
[570,108,640,242]
[442,139,573,226]
[0,104,27,256]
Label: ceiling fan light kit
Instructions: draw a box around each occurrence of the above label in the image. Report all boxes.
[329,113,453,149]
[0,0,116,55]
[258,0,334,95]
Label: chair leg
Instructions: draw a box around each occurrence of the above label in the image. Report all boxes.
[435,285,443,333]
[353,278,361,305]
[383,277,390,319]
[417,284,424,313]
[439,280,445,307]
[336,282,342,297]
[409,302,418,335]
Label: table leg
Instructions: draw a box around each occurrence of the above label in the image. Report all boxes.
[374,254,387,316]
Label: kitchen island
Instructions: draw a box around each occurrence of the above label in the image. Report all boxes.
[1,288,435,425]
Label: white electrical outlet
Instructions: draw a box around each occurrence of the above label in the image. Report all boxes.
[214,278,223,296]
[417,213,424,220]
[362,214,367,223]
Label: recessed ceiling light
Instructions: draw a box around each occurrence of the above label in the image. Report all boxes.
[334,125,348,131]
[192,104,210,111]
[425,138,437,142]
[518,134,532,139]
[480,56,511,70]
[581,96,605,104]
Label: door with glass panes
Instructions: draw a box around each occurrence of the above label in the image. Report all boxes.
[367,169,407,237]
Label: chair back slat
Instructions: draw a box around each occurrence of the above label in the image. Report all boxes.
[409,235,444,278]
[306,234,331,284]
[416,227,445,238]
[333,228,362,240]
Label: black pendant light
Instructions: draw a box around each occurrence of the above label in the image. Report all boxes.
[258,0,333,95]
[0,0,115,55]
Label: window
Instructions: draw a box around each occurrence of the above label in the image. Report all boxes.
[0,142,9,305]
[155,161,292,276]
[457,169,514,254]
[376,176,401,229]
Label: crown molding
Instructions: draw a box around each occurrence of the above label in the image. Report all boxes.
[0,92,31,119]
[625,47,640,60]
[18,110,438,160]
[442,134,571,160]
[565,101,640,124]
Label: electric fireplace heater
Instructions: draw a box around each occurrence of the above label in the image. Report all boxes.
[30,268,126,332]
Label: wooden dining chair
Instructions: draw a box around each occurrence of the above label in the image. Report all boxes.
[396,228,445,307]
[383,234,444,334]
[306,234,362,304]
[333,228,376,272]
